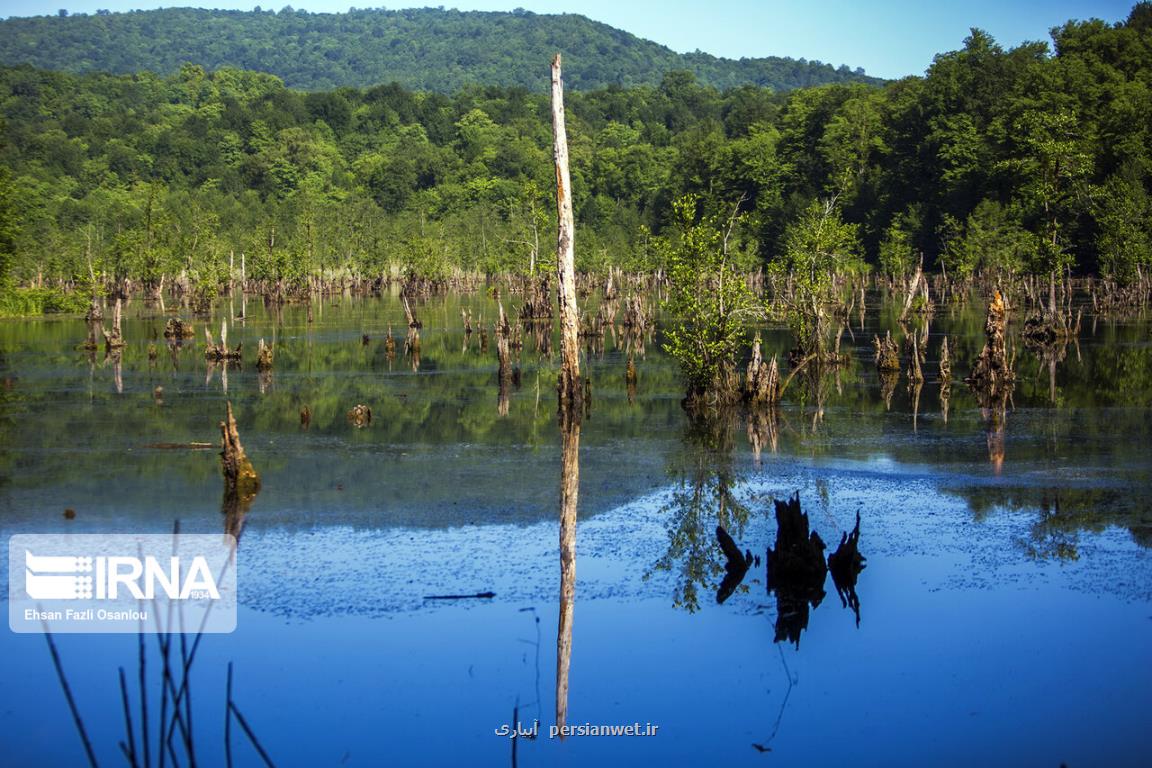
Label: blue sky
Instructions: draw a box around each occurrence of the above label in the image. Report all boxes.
[0,1,1138,79]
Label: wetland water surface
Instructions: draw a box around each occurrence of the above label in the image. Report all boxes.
[2,291,1151,766]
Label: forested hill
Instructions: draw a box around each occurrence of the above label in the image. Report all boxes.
[0,6,880,92]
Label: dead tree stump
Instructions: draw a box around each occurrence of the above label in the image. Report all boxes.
[220,402,260,498]
[102,297,126,351]
[873,331,901,373]
[743,337,780,405]
[205,320,242,361]
[163,317,194,339]
[256,338,273,372]
[965,290,1015,407]
[939,336,952,384]
[384,324,396,359]
[346,404,372,427]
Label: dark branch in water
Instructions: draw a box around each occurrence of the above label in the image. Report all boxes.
[716,525,752,605]
[423,591,496,600]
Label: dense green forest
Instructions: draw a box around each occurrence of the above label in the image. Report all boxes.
[0,7,879,93]
[0,3,1150,302]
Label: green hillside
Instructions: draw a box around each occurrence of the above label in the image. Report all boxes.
[0,6,880,92]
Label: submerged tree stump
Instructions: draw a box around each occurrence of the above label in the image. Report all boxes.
[163,317,195,339]
[520,277,553,321]
[905,332,924,384]
[402,294,422,329]
[939,336,952,384]
[220,402,260,498]
[256,338,274,372]
[347,404,372,427]
[102,297,126,352]
[965,290,1015,407]
[743,337,780,405]
[384,324,396,359]
[872,331,901,373]
[205,320,242,361]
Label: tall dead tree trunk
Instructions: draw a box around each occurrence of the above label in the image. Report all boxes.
[551,53,581,415]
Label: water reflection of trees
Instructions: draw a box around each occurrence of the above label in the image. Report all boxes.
[650,409,752,613]
[948,485,1151,559]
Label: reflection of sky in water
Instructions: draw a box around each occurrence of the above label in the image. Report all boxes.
[2,294,1151,764]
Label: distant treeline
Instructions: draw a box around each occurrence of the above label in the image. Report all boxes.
[0,3,1150,294]
[0,7,879,93]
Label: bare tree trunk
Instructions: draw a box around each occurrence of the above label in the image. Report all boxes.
[551,53,581,414]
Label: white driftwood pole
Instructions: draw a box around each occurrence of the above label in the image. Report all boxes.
[551,53,582,413]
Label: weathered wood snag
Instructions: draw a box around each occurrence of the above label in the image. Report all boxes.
[965,290,1015,407]
[384,324,396,358]
[939,336,952,384]
[163,317,194,339]
[716,525,753,605]
[402,294,422,329]
[496,330,513,417]
[205,320,242,361]
[405,328,421,371]
[102,297,126,351]
[620,295,650,333]
[898,259,930,322]
[299,405,311,428]
[552,53,582,414]
[872,330,901,372]
[520,277,553,321]
[82,297,104,350]
[220,401,260,497]
[743,337,780,405]
[905,331,924,384]
[347,403,372,427]
[256,338,273,372]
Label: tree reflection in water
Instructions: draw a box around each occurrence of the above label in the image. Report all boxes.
[555,410,580,738]
[650,409,752,613]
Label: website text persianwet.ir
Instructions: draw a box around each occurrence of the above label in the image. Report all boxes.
[494,721,660,739]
